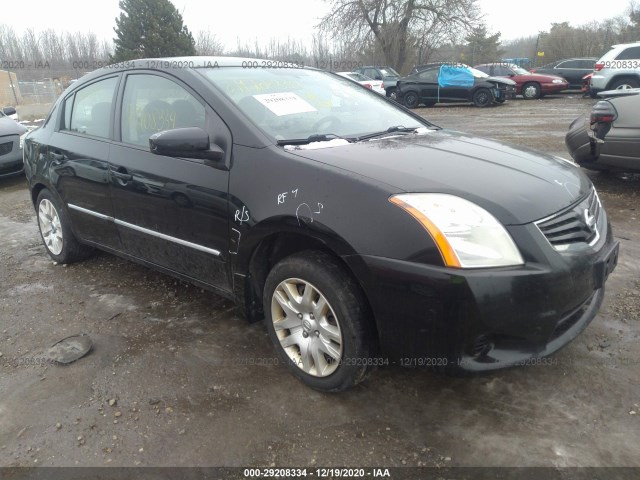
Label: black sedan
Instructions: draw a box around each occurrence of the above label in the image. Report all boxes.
[0,106,27,177]
[396,63,516,108]
[24,57,618,392]
[566,89,640,171]
[531,58,597,89]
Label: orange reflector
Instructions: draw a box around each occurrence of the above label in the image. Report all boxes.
[389,196,462,268]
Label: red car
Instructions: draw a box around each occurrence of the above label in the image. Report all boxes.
[474,63,569,99]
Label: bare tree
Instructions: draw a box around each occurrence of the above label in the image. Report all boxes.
[319,0,481,72]
[195,31,224,55]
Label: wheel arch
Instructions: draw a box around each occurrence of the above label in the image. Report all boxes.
[605,74,640,90]
[236,220,379,349]
[30,182,48,207]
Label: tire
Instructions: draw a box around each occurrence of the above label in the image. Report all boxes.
[263,251,373,392]
[36,189,93,263]
[403,91,420,109]
[472,88,493,107]
[522,82,541,99]
[609,78,640,90]
[385,87,396,98]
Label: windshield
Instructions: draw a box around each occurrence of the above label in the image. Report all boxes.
[379,67,400,77]
[511,65,530,75]
[468,67,489,78]
[202,67,424,141]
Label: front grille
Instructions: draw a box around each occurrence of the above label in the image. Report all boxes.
[0,141,13,156]
[536,189,601,249]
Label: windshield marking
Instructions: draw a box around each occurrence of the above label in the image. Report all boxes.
[253,92,317,116]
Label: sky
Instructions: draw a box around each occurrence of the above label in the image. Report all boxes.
[0,0,635,47]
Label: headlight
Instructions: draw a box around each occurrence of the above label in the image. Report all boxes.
[389,193,524,268]
[552,79,565,84]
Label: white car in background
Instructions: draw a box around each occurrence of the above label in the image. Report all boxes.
[590,41,640,95]
[336,71,385,95]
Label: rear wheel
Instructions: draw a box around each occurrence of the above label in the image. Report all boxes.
[472,88,493,107]
[263,251,373,392]
[403,91,420,109]
[522,82,541,99]
[609,78,640,90]
[36,189,93,263]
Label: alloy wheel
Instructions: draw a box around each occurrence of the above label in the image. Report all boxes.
[270,278,343,377]
[38,198,63,255]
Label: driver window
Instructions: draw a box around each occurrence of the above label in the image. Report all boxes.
[121,74,205,147]
[417,69,438,82]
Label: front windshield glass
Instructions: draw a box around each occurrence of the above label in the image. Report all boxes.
[511,65,530,75]
[468,67,489,78]
[379,67,400,77]
[202,67,424,141]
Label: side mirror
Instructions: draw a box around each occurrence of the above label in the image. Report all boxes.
[149,127,224,165]
[2,106,17,116]
[375,76,383,80]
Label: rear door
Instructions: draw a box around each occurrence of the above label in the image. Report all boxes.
[47,75,122,250]
[109,71,232,292]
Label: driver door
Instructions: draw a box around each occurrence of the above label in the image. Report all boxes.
[109,71,232,292]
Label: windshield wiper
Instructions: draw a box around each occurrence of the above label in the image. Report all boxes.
[277,133,350,146]
[355,125,421,141]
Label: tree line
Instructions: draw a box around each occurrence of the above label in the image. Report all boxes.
[1,0,639,86]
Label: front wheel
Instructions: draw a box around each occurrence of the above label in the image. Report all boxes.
[403,91,420,109]
[522,82,541,99]
[263,251,373,392]
[472,88,493,107]
[36,189,93,263]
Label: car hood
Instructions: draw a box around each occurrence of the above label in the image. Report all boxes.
[287,130,591,225]
[485,76,517,85]
[0,116,27,136]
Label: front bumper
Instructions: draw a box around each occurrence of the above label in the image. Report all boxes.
[344,218,619,373]
[541,83,570,94]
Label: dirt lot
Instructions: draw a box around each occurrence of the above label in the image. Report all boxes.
[1,94,639,471]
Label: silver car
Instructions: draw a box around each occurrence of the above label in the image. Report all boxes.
[0,107,27,178]
[565,89,640,172]
[590,42,640,94]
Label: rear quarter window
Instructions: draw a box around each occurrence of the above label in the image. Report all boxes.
[615,46,640,60]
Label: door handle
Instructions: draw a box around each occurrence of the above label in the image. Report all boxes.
[111,167,133,182]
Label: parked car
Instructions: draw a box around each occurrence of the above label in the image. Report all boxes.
[565,88,640,172]
[530,58,597,89]
[590,42,640,95]
[474,63,569,99]
[4,106,19,121]
[395,63,516,108]
[335,71,385,95]
[24,57,618,392]
[0,106,27,178]
[352,66,401,97]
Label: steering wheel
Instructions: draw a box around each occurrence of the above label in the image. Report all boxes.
[311,116,342,133]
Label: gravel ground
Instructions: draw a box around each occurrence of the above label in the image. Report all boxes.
[0,94,639,471]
